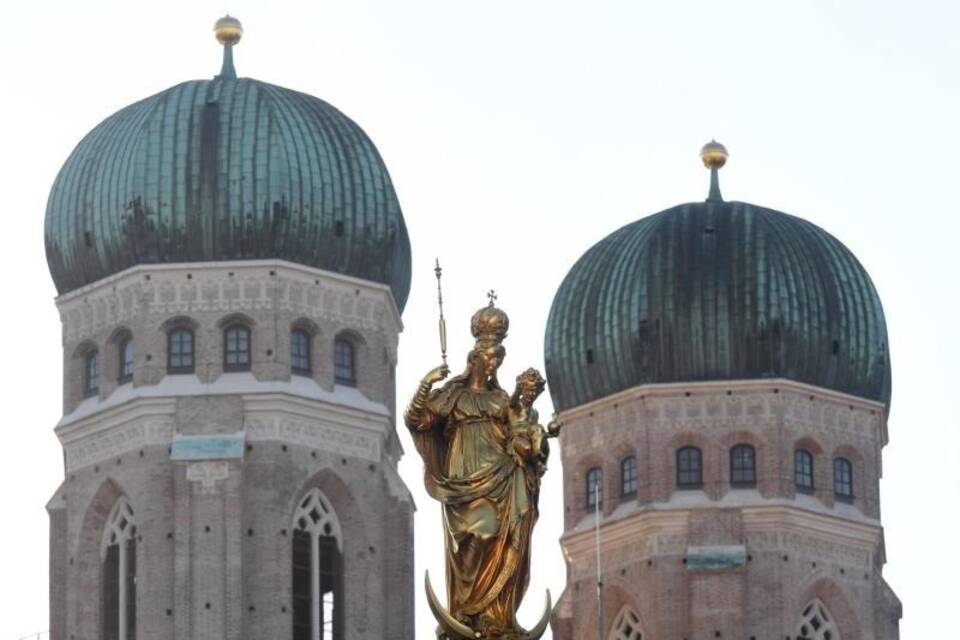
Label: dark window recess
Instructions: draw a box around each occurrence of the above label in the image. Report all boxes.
[85,350,100,396]
[224,325,251,371]
[586,348,594,364]
[101,544,120,640]
[292,530,312,640]
[730,444,757,487]
[586,467,603,509]
[794,449,815,492]
[126,538,137,640]
[167,328,194,373]
[676,447,703,488]
[832,339,840,355]
[620,456,638,497]
[119,338,134,383]
[334,221,344,237]
[834,457,854,501]
[291,330,311,374]
[334,339,355,386]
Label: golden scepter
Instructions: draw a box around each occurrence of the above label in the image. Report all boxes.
[434,259,447,366]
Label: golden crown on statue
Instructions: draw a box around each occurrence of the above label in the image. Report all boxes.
[471,291,509,345]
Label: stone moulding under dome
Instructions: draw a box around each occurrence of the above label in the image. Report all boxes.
[54,258,403,331]
[56,388,393,473]
[56,371,391,429]
[554,377,889,444]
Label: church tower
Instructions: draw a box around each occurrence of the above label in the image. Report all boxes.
[44,17,414,640]
[546,143,901,639]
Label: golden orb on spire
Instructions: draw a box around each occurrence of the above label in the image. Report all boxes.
[700,139,729,170]
[214,15,243,46]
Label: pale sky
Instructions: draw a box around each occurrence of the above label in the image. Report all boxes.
[1,1,957,637]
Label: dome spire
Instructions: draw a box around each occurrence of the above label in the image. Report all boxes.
[214,15,243,79]
[699,139,729,202]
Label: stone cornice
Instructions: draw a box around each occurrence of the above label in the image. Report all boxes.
[561,503,883,559]
[56,396,176,444]
[54,259,402,339]
[242,392,391,438]
[556,378,886,424]
[57,373,391,429]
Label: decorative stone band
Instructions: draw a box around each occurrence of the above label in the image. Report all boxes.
[170,432,245,461]
[684,545,747,571]
[54,259,403,343]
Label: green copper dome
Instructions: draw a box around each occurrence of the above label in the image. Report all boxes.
[45,75,411,308]
[544,201,890,411]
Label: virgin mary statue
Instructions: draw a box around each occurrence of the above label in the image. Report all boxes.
[404,300,550,639]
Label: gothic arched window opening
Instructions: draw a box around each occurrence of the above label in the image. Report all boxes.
[586,466,603,509]
[101,499,136,640]
[795,449,815,492]
[609,606,644,640]
[620,456,637,498]
[676,447,702,488]
[795,599,840,639]
[730,444,757,487]
[224,324,251,371]
[293,490,344,640]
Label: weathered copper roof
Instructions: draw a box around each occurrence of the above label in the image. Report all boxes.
[544,201,890,411]
[44,77,411,308]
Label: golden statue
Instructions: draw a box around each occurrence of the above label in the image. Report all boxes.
[405,296,552,640]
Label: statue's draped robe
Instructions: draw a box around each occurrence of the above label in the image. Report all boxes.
[408,381,537,634]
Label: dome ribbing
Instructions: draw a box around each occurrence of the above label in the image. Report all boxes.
[544,201,890,411]
[45,77,411,308]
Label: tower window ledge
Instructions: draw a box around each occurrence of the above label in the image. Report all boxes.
[57,371,389,429]
[669,488,710,504]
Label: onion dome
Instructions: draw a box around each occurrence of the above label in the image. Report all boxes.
[44,17,411,309]
[544,143,890,412]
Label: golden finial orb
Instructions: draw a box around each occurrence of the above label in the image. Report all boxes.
[700,139,729,170]
[214,15,243,46]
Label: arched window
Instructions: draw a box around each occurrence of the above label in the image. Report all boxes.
[620,456,637,498]
[333,339,355,386]
[833,457,853,501]
[118,337,134,383]
[676,447,702,488]
[292,490,344,640]
[84,350,100,397]
[729,444,756,487]
[795,599,840,639]
[223,324,251,371]
[609,606,644,640]
[291,329,311,375]
[101,499,136,640]
[586,466,603,509]
[795,449,814,492]
[167,328,194,373]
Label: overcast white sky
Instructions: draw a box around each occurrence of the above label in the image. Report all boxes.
[1,1,957,637]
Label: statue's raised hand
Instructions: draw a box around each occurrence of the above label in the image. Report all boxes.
[423,363,450,385]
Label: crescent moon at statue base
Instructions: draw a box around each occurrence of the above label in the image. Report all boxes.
[425,571,552,640]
